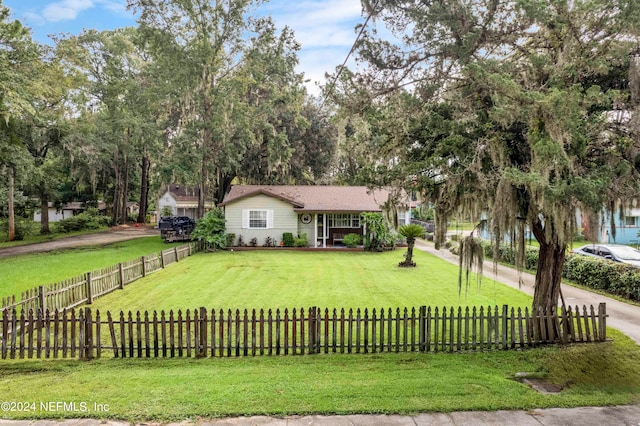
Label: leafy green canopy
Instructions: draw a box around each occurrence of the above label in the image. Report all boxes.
[191,208,227,249]
[343,0,640,310]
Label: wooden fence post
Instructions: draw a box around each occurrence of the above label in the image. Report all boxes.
[308,307,317,354]
[598,303,606,341]
[84,307,93,360]
[174,247,179,262]
[141,256,147,277]
[38,286,46,314]
[501,305,508,350]
[419,306,426,352]
[86,273,93,304]
[160,251,165,269]
[118,263,125,289]
[198,307,207,357]
[1,309,8,359]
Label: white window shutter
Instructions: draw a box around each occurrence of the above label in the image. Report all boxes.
[242,209,249,229]
[267,210,274,229]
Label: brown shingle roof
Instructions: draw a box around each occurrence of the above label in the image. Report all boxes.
[166,184,200,202]
[219,185,404,213]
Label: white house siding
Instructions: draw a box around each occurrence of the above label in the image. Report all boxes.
[158,193,178,216]
[298,221,315,246]
[33,209,71,222]
[224,194,300,246]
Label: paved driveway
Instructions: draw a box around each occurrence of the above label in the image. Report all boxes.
[416,240,640,345]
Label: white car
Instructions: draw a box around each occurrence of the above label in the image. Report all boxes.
[571,244,640,267]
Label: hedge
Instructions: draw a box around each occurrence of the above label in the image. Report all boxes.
[457,240,640,302]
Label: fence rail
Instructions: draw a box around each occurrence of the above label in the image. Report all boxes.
[1,241,204,315]
[1,303,606,360]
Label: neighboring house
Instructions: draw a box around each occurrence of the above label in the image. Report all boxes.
[580,208,640,247]
[157,184,214,219]
[218,185,412,248]
[33,201,139,223]
[33,201,108,222]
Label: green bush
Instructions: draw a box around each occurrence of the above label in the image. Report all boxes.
[294,233,308,247]
[53,211,111,233]
[191,208,226,250]
[282,232,294,247]
[343,233,361,248]
[0,218,38,241]
[562,255,640,300]
[482,242,539,271]
[478,240,640,301]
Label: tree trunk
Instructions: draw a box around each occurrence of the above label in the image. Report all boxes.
[40,196,50,235]
[532,240,565,312]
[137,154,150,223]
[399,238,416,267]
[406,240,414,263]
[121,156,129,223]
[215,171,235,206]
[112,149,121,226]
[7,165,15,241]
[530,218,565,313]
[198,159,207,219]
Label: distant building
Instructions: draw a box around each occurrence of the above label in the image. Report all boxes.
[33,201,138,222]
[157,184,213,219]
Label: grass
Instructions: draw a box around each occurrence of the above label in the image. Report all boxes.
[89,249,532,312]
[0,237,181,298]
[1,247,639,421]
[0,329,638,421]
[0,228,109,248]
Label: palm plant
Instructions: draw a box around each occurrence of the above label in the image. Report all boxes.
[398,224,425,267]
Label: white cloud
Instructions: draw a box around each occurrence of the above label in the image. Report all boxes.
[23,11,46,27]
[95,0,130,17]
[258,0,366,95]
[42,0,95,22]
[263,0,363,49]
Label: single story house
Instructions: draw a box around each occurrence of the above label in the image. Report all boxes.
[157,184,214,219]
[218,185,413,248]
[33,201,108,222]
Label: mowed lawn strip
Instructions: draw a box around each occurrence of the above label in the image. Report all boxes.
[1,248,639,421]
[0,237,181,298]
[1,330,639,421]
[89,249,533,312]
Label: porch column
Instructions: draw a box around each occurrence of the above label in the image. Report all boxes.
[323,214,327,248]
[314,214,318,247]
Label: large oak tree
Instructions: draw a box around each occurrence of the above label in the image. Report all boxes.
[348,0,640,313]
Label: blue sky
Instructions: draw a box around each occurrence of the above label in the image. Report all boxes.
[3,0,367,95]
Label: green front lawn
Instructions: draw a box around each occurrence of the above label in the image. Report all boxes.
[89,250,532,312]
[0,237,180,298]
[1,330,638,421]
[1,248,638,421]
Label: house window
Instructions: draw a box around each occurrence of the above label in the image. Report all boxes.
[625,216,637,226]
[328,214,360,228]
[249,210,268,229]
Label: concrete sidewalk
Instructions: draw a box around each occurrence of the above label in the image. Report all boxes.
[2,405,640,425]
[415,239,640,345]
